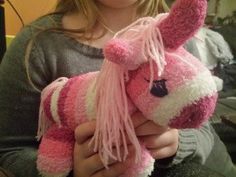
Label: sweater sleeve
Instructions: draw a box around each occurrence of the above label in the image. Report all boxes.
[0,148,39,177]
[0,26,50,177]
[156,121,214,167]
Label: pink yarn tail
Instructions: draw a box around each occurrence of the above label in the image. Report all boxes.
[91,60,141,168]
[37,77,68,140]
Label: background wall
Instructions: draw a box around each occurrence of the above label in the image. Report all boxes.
[208,0,236,18]
[4,0,57,35]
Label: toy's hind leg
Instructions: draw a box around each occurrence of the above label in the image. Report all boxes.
[37,124,74,177]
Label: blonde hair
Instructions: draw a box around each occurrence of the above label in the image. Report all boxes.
[29,0,170,39]
[25,0,170,91]
[54,0,169,34]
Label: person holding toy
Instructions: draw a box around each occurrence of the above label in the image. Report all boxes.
[0,0,235,177]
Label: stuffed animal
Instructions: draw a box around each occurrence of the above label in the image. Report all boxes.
[36,0,217,177]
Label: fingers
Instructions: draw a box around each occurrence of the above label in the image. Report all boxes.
[85,145,134,172]
[135,121,168,136]
[139,129,176,149]
[91,157,133,177]
[84,153,117,173]
[74,118,178,177]
[138,129,179,159]
[74,121,136,177]
[149,145,178,159]
[74,120,96,144]
[131,112,148,128]
[74,142,119,177]
[132,112,169,136]
[79,138,97,158]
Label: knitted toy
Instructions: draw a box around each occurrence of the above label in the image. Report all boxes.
[37,0,217,177]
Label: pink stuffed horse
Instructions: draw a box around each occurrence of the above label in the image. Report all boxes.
[37,0,217,176]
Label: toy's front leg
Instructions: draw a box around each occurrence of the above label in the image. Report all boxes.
[37,124,75,177]
[122,144,155,177]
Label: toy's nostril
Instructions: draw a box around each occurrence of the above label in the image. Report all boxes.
[56,77,68,82]
[57,78,65,82]
[150,79,168,97]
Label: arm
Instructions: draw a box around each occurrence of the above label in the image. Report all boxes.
[167,121,214,166]
[159,0,207,50]
[0,148,39,177]
[132,113,214,167]
[0,25,49,177]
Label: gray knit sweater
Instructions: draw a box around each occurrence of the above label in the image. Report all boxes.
[0,14,235,177]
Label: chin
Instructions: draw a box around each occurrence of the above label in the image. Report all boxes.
[95,0,138,9]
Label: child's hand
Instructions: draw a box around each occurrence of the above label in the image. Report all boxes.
[132,112,179,159]
[73,121,134,177]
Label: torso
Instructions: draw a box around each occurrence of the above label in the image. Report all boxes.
[62,12,115,49]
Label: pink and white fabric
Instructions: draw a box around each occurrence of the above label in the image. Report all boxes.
[36,0,217,177]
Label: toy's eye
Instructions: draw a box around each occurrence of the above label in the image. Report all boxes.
[57,78,64,82]
[56,78,67,82]
[145,79,168,97]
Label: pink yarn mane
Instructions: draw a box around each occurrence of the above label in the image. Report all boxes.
[36,1,210,176]
[92,14,168,167]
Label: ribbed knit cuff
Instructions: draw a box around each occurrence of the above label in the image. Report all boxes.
[172,129,197,165]
[156,129,197,168]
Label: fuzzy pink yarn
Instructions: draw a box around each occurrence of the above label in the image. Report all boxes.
[159,0,207,50]
[37,125,74,174]
[169,94,218,128]
[37,1,214,177]
[104,39,133,65]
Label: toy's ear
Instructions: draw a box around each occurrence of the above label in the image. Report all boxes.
[103,38,136,69]
[159,0,207,50]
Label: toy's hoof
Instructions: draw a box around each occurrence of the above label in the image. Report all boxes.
[37,155,72,177]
